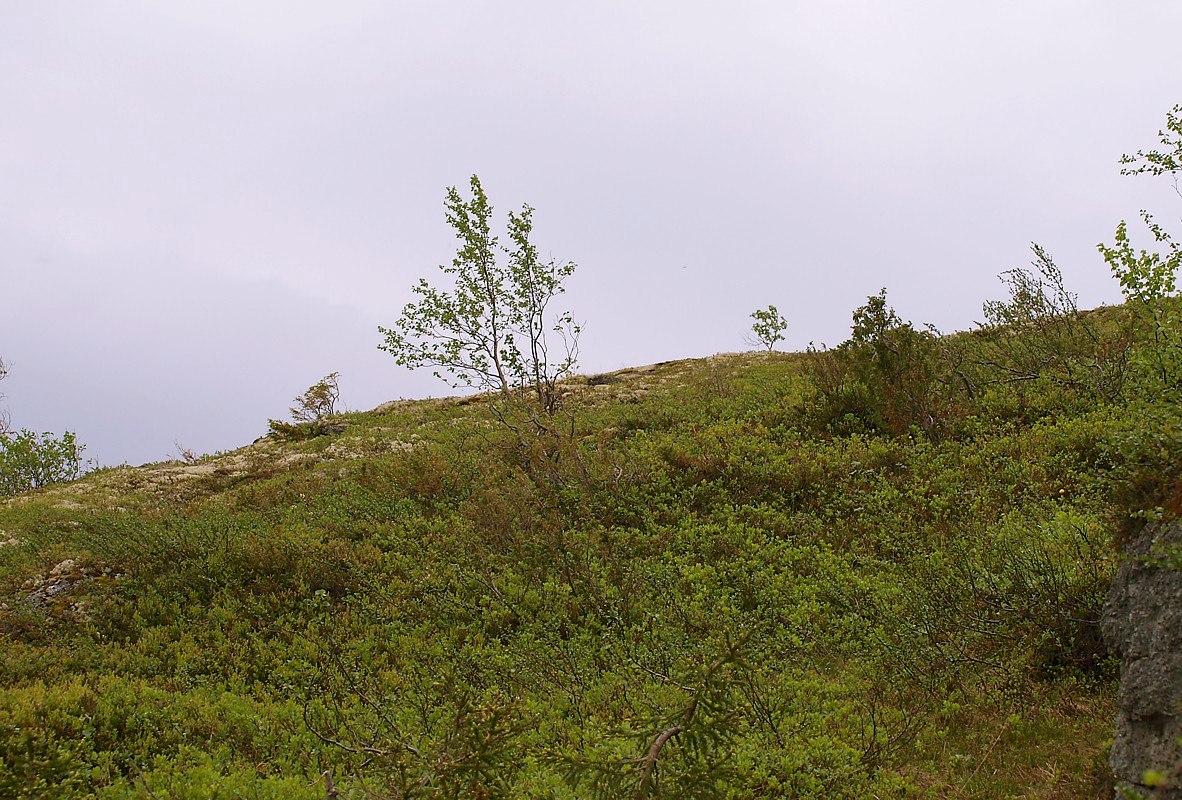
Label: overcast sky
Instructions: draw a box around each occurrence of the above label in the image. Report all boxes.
[2,1,1180,466]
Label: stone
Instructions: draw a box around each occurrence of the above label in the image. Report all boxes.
[1102,522,1182,798]
[24,558,92,606]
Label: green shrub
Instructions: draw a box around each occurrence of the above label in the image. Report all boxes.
[0,429,86,498]
[1100,402,1182,541]
[975,244,1131,404]
[1099,103,1182,393]
[746,305,788,351]
[808,290,952,436]
[268,372,345,440]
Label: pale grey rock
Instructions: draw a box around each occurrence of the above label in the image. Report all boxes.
[1102,523,1182,798]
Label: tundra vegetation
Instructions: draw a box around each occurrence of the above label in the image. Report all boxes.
[0,359,87,500]
[0,109,1180,798]
[269,373,344,441]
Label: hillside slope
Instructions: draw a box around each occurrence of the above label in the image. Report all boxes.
[0,326,1176,798]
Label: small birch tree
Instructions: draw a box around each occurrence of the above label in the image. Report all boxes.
[1098,103,1182,390]
[379,176,580,416]
[745,305,787,351]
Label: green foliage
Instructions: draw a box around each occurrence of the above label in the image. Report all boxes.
[563,634,750,800]
[808,249,1137,442]
[378,175,580,414]
[1100,215,1180,304]
[0,359,88,498]
[290,371,340,425]
[746,305,787,351]
[378,177,589,489]
[0,347,1130,797]
[982,244,1079,327]
[808,290,948,435]
[975,244,1129,403]
[0,677,326,800]
[269,372,344,440]
[0,429,86,498]
[303,665,529,799]
[1099,104,1182,391]
[880,509,1115,690]
[11,213,1182,798]
[1118,103,1182,179]
[1100,401,1182,540]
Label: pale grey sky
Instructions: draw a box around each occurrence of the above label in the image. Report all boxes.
[2,1,1180,466]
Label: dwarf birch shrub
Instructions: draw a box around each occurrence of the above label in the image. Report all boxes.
[746,305,787,351]
[379,177,587,485]
[379,176,580,416]
[269,372,342,440]
[808,290,950,436]
[0,429,86,498]
[975,245,1131,404]
[1099,104,1182,392]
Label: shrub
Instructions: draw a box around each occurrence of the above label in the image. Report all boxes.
[378,176,580,416]
[268,372,344,440]
[808,290,949,436]
[1098,103,1182,392]
[1100,402,1182,542]
[290,371,340,424]
[746,305,788,351]
[0,429,86,498]
[378,177,587,484]
[975,244,1130,403]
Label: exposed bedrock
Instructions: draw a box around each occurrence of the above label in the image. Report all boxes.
[1102,522,1182,798]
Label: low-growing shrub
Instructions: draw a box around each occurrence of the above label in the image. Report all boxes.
[268,372,345,440]
[1101,403,1182,542]
[0,429,87,498]
[808,290,954,436]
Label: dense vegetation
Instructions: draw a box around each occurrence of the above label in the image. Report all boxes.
[0,358,88,499]
[1,106,1180,799]
[2,279,1180,797]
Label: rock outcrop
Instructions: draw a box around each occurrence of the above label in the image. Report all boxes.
[24,558,91,605]
[1102,522,1182,798]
